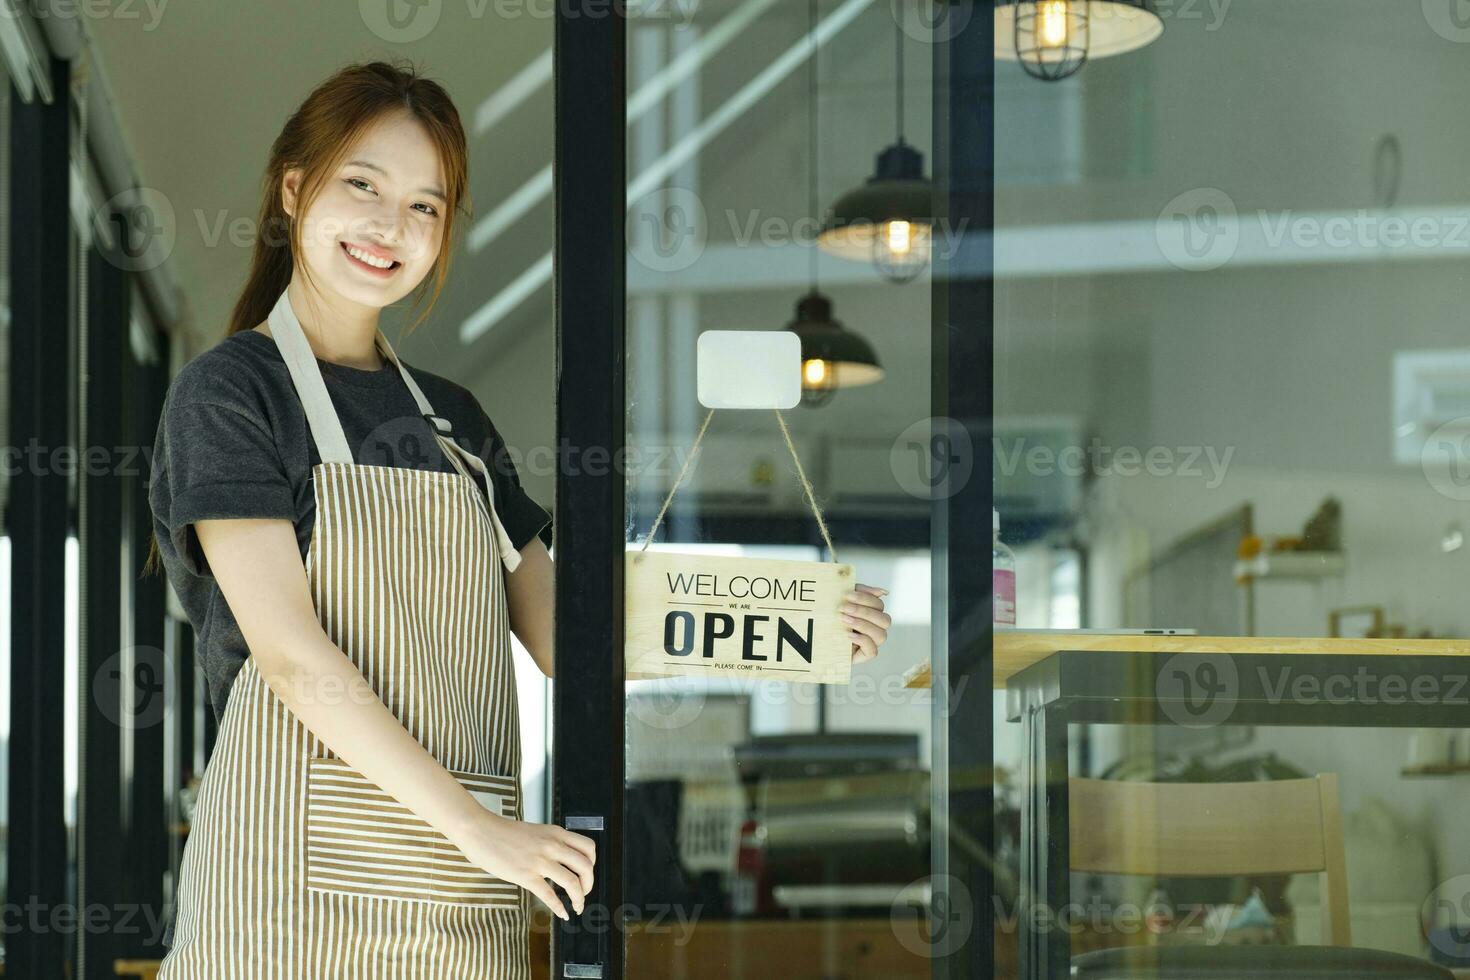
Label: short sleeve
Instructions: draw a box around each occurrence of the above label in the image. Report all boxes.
[149,358,297,579]
[477,409,552,553]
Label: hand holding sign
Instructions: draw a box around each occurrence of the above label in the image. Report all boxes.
[842,583,891,664]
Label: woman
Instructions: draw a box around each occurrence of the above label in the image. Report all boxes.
[146,60,890,976]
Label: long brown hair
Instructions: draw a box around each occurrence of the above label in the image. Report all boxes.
[143,59,471,578]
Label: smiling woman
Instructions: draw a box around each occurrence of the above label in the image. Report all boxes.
[142,60,590,980]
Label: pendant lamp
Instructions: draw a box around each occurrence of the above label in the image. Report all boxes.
[786,291,884,407]
[817,9,933,283]
[790,0,884,407]
[995,0,1163,81]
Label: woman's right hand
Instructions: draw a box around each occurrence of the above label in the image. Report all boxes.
[451,811,597,920]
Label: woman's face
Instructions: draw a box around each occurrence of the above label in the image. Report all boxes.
[282,109,447,311]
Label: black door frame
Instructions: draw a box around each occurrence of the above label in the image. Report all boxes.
[933,3,994,979]
[551,3,993,977]
[6,50,74,980]
[551,1,627,978]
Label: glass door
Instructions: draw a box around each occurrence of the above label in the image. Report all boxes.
[552,1,990,977]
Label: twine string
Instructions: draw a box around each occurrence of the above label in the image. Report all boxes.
[638,408,717,553]
[772,407,839,561]
[638,407,839,562]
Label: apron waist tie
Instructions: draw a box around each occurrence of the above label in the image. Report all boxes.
[488,505,523,574]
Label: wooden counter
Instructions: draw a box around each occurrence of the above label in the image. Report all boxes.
[903,631,1470,689]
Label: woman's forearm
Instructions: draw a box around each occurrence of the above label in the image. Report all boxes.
[197,517,503,849]
[254,632,499,845]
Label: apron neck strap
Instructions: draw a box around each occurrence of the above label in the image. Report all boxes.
[267,286,452,464]
[271,283,482,476]
[268,287,356,465]
[371,325,490,493]
[266,287,524,572]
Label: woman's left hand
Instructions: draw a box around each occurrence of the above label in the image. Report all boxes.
[842,583,891,665]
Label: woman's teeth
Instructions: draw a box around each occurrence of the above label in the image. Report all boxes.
[343,243,397,269]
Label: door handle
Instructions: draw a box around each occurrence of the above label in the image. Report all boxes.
[557,814,606,979]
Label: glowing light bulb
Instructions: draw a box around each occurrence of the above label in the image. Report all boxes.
[804,358,830,386]
[1037,0,1071,49]
[872,220,932,283]
[883,220,913,258]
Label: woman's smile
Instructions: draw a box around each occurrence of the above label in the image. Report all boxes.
[339,239,402,277]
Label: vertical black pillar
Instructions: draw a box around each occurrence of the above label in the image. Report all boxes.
[5,53,75,980]
[552,0,627,977]
[124,317,170,959]
[932,2,994,979]
[78,241,130,979]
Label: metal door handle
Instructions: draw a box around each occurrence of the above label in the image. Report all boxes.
[559,814,606,979]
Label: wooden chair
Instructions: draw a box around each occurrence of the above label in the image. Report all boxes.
[1069,774,1452,979]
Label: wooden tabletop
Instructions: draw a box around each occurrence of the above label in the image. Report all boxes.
[903,631,1470,690]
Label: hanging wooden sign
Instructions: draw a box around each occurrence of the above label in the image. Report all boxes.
[625,551,854,684]
[624,405,858,685]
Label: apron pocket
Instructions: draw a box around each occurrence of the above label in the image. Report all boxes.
[304,756,522,909]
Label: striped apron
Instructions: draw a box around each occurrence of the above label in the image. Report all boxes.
[159,285,532,979]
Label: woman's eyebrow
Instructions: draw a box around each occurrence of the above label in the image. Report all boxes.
[346,158,447,203]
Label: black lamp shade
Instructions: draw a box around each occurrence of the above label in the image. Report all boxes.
[783,291,884,393]
[817,142,934,267]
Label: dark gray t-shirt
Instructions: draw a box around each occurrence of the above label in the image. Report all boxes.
[148,327,552,723]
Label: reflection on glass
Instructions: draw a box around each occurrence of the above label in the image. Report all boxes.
[624,539,937,973]
[995,4,1470,977]
[623,0,938,971]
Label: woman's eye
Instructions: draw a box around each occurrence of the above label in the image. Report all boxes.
[413,203,439,217]
[346,177,374,193]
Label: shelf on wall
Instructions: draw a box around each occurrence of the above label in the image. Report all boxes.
[1234,551,1346,581]
[1400,764,1470,778]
